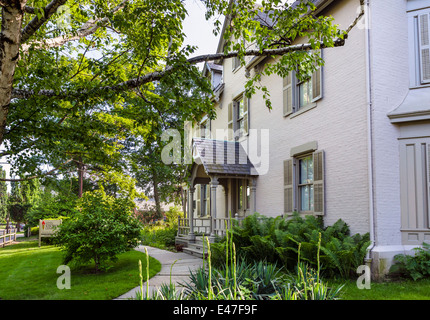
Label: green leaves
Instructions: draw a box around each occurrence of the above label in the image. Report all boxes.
[214,213,370,279]
[390,242,430,281]
[55,188,142,272]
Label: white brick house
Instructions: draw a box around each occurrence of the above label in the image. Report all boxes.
[176,0,430,279]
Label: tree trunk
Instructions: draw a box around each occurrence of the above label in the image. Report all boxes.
[0,2,27,146]
[152,173,162,220]
[77,158,84,198]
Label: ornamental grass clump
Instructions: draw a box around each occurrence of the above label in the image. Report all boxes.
[181,227,343,300]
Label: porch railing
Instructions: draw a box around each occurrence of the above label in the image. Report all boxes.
[178,215,243,238]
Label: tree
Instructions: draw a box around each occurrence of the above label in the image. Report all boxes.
[0,167,8,221]
[127,78,204,218]
[54,188,142,272]
[0,0,364,185]
[7,178,42,230]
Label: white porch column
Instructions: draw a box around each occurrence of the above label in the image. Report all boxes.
[249,178,257,215]
[209,176,219,240]
[188,187,196,242]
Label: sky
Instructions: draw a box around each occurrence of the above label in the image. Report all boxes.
[182,0,224,67]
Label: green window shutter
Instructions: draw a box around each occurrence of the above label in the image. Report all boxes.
[284,159,294,215]
[228,102,234,141]
[206,119,211,139]
[232,56,240,71]
[194,123,200,138]
[313,150,325,216]
[419,14,430,84]
[283,72,293,116]
[311,67,322,102]
[312,50,323,102]
[243,92,249,136]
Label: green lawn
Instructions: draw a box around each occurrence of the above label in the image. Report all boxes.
[0,240,161,300]
[333,278,430,300]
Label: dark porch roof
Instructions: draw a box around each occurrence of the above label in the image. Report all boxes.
[192,138,259,177]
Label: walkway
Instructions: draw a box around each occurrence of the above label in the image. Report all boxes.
[114,245,204,300]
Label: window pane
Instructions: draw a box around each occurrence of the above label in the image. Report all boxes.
[300,158,308,184]
[300,185,310,211]
[237,99,244,119]
[299,79,313,109]
[299,156,314,184]
[238,119,244,137]
[300,185,315,211]
[308,157,314,182]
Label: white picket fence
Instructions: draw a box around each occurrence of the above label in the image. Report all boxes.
[0,228,17,247]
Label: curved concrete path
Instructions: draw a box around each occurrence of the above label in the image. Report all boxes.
[115,245,203,300]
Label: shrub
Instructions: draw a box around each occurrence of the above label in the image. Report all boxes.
[140,206,183,251]
[30,226,39,236]
[54,189,142,272]
[211,213,370,279]
[141,224,178,250]
[390,242,430,281]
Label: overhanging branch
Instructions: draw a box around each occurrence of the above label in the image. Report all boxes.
[11,38,345,100]
[13,0,364,100]
[21,0,69,44]
[0,158,74,182]
[21,0,130,51]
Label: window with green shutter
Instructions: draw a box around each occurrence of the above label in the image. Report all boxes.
[228,92,250,140]
[284,150,325,216]
[283,51,323,116]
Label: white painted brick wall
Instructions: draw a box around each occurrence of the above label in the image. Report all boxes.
[369,0,409,247]
[210,0,371,236]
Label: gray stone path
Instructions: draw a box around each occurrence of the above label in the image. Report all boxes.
[114,245,203,300]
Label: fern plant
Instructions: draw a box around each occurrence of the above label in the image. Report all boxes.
[212,212,370,279]
[390,242,430,281]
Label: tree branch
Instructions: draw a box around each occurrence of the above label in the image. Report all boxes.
[11,38,346,99]
[0,158,74,181]
[22,0,130,50]
[24,5,36,14]
[12,1,364,100]
[21,0,69,44]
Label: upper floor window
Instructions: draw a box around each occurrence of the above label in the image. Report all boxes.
[228,92,249,140]
[200,118,211,139]
[283,51,323,116]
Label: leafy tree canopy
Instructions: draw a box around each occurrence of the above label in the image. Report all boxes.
[0,0,363,189]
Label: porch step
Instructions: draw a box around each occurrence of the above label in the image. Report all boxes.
[176,236,210,259]
[182,246,208,259]
[183,241,209,259]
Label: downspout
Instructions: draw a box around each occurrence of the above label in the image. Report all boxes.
[364,0,376,268]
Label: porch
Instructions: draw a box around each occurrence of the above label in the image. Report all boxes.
[175,138,258,257]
